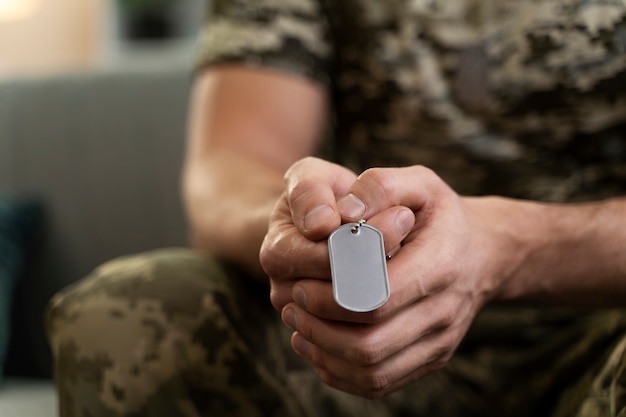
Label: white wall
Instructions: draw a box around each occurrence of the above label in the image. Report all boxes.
[0,0,111,78]
[0,0,207,80]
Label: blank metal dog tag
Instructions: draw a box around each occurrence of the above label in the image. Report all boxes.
[328,221,390,312]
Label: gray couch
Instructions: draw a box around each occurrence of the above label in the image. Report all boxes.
[0,65,193,416]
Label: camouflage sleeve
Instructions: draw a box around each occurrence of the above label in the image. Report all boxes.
[194,0,334,87]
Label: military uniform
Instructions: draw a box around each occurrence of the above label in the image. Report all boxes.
[47,0,626,416]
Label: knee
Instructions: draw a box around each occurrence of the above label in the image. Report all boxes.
[46,248,255,350]
[45,248,254,414]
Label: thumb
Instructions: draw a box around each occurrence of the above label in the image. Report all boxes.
[285,157,356,241]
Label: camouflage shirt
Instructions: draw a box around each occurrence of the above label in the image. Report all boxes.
[195,0,626,202]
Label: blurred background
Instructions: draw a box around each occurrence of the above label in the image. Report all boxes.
[0,0,207,79]
[0,3,211,414]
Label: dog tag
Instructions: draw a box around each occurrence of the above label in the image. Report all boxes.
[328,220,390,312]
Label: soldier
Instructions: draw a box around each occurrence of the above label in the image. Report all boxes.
[47,1,626,416]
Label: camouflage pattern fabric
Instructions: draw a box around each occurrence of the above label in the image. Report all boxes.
[47,0,626,416]
[47,249,310,417]
[197,0,626,203]
[47,249,626,416]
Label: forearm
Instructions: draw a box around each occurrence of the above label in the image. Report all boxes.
[183,149,284,280]
[470,196,626,306]
[182,67,328,281]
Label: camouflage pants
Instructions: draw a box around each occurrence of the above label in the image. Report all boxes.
[46,248,626,417]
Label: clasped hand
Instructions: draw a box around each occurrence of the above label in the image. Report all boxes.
[260,157,499,398]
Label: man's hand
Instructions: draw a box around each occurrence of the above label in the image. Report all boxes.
[260,157,416,312]
[261,159,506,398]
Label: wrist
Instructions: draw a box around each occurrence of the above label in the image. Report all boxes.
[477,196,626,306]
[463,196,540,304]
[182,152,283,280]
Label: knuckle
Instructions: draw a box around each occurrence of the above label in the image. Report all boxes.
[350,339,385,366]
[437,302,457,328]
[259,231,297,279]
[411,164,437,182]
[259,240,282,278]
[359,167,395,201]
[434,330,459,358]
[431,355,451,371]
[411,165,449,193]
[269,287,290,312]
[361,368,391,393]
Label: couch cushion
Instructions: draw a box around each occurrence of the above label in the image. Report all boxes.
[0,198,40,382]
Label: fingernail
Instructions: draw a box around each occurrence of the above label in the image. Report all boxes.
[396,209,415,236]
[337,193,366,220]
[293,286,307,308]
[292,332,309,356]
[282,307,297,331]
[304,204,335,231]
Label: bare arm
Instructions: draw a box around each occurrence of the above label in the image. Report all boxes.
[182,66,328,279]
[474,195,626,306]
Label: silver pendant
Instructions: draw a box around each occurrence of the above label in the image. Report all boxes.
[328,220,390,312]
